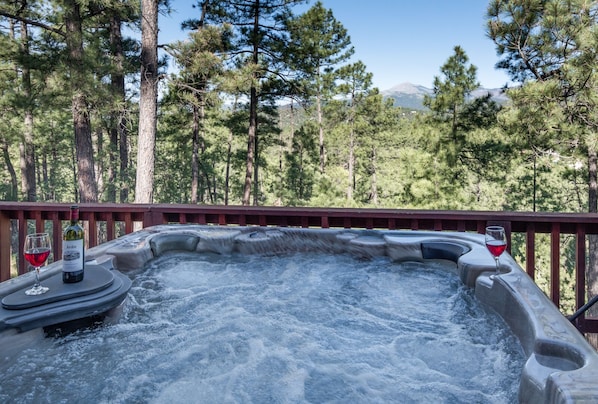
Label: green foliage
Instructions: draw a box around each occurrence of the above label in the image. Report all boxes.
[1,0,596,313]
[487,0,598,311]
[284,0,353,99]
[424,46,479,123]
[284,122,318,204]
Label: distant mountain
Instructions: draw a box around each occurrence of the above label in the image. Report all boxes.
[381,83,433,110]
[381,82,509,110]
[470,87,510,104]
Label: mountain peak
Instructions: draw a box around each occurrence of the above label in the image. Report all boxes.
[381,82,508,110]
[384,82,432,95]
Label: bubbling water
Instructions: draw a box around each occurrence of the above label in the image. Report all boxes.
[0,252,525,403]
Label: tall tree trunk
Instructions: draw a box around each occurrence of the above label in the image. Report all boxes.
[2,139,18,200]
[191,104,200,204]
[371,147,378,205]
[64,0,98,203]
[347,126,354,201]
[225,98,238,206]
[95,126,104,200]
[107,125,117,203]
[108,14,127,203]
[135,0,158,204]
[253,115,259,206]
[317,83,325,174]
[243,85,257,206]
[8,19,20,201]
[199,102,211,203]
[69,139,77,201]
[193,6,210,204]
[118,12,132,204]
[225,127,232,205]
[49,127,58,201]
[119,123,129,202]
[587,145,598,346]
[299,146,304,200]
[242,2,260,206]
[193,92,210,204]
[41,153,49,200]
[276,101,292,205]
[18,21,36,202]
[347,95,356,201]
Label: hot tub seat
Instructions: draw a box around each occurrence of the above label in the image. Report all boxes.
[0,264,131,333]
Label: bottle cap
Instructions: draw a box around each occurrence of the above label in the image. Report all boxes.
[70,205,79,221]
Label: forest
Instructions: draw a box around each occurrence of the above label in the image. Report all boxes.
[1,0,598,311]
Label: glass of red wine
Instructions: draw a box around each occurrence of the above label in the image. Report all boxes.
[24,233,52,295]
[485,226,507,279]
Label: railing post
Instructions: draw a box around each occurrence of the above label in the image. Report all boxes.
[34,210,43,233]
[575,224,587,330]
[551,223,561,308]
[104,213,115,242]
[49,211,62,264]
[526,223,536,279]
[87,212,97,249]
[17,210,26,275]
[143,209,164,228]
[124,213,134,234]
[0,211,10,281]
[343,217,350,229]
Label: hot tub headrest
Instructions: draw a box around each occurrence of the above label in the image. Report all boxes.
[421,241,471,263]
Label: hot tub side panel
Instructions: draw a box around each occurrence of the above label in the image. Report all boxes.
[4,225,597,404]
[474,265,598,404]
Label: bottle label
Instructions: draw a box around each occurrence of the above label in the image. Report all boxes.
[62,239,84,273]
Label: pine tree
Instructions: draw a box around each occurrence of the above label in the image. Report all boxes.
[135,0,159,204]
[166,0,231,204]
[285,1,353,174]
[0,0,109,202]
[334,61,373,201]
[487,0,598,323]
[423,46,479,152]
[206,0,305,206]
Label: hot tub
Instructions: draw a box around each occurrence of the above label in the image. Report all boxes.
[1,225,597,403]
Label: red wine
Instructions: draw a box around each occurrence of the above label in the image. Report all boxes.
[486,240,507,257]
[24,248,51,267]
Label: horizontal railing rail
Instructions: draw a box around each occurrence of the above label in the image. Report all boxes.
[1,201,597,335]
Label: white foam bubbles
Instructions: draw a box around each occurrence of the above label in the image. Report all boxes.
[0,252,525,403]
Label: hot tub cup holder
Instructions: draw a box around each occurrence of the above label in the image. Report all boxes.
[2,266,115,310]
[0,264,131,333]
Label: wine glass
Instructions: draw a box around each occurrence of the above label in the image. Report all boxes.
[485,226,507,279]
[23,233,52,295]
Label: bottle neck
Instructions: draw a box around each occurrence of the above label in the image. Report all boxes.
[70,207,79,223]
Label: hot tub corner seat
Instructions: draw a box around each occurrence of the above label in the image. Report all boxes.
[149,232,201,256]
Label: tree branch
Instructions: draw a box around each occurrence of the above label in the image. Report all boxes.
[0,10,65,37]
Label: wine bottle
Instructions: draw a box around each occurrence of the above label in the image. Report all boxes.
[62,205,85,283]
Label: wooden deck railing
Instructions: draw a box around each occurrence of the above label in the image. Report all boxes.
[2,201,598,334]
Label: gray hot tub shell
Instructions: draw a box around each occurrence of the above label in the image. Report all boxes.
[1,224,597,403]
[0,263,131,334]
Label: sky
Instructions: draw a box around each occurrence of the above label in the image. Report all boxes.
[159,0,512,90]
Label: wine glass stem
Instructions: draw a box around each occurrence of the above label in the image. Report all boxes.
[494,257,500,276]
[33,266,41,287]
